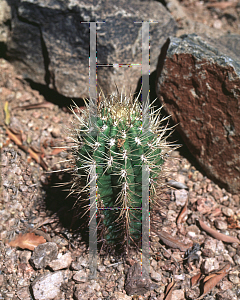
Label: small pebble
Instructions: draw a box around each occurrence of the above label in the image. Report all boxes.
[222,207,234,217]
[171,289,185,300]
[72,270,88,283]
[175,189,188,206]
[214,219,228,230]
[233,254,240,265]
[229,275,240,285]
[201,258,219,274]
[150,271,162,282]
[48,252,72,271]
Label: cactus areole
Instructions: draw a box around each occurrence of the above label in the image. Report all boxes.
[70,91,172,250]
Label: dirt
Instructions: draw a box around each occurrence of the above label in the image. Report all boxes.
[0,1,240,300]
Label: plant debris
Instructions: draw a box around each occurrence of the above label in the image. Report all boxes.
[176,196,188,225]
[6,127,49,170]
[191,272,202,287]
[8,232,46,251]
[198,219,240,244]
[164,278,175,300]
[157,230,193,252]
[4,101,10,125]
[197,263,231,299]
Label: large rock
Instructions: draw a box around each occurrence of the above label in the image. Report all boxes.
[30,242,58,269]
[156,34,240,194]
[124,262,158,295]
[31,271,64,300]
[4,0,177,98]
[0,0,11,44]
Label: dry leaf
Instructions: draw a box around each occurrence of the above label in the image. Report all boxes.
[51,147,67,155]
[6,127,49,171]
[28,147,49,171]
[4,101,11,125]
[157,230,193,252]
[164,279,175,300]
[209,208,222,218]
[13,101,55,110]
[203,273,218,283]
[63,106,85,113]
[206,2,236,9]
[6,127,22,146]
[198,219,240,244]
[177,198,188,225]
[197,263,231,299]
[8,232,46,250]
[191,272,202,287]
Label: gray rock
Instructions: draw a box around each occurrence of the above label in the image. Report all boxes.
[72,269,88,283]
[156,34,240,195]
[16,287,31,300]
[124,262,158,296]
[214,219,228,230]
[167,179,188,190]
[0,274,4,287]
[222,207,234,217]
[19,250,32,264]
[97,265,106,272]
[233,254,240,265]
[48,252,72,271]
[175,189,188,206]
[31,271,64,300]
[0,0,11,43]
[70,260,83,271]
[30,242,58,269]
[112,292,132,300]
[5,0,177,98]
[201,258,219,274]
[150,270,162,282]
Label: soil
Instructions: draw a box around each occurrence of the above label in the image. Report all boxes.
[0,1,240,300]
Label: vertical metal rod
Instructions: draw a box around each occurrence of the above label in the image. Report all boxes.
[89,22,97,126]
[141,21,150,277]
[89,22,97,280]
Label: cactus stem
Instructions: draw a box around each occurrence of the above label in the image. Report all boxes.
[61,90,179,252]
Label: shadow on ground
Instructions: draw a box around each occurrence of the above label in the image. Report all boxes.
[41,170,90,247]
[41,170,137,258]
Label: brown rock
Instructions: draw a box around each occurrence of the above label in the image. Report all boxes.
[112,292,132,300]
[16,287,32,300]
[124,262,158,296]
[156,34,240,194]
[48,252,72,271]
[211,188,223,201]
[171,289,185,300]
[196,195,217,214]
[0,274,4,287]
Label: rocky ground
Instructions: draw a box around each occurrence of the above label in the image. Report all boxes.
[0,1,240,300]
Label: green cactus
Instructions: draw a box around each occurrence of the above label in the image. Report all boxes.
[69,91,173,249]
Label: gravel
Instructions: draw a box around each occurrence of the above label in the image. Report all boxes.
[1,5,240,297]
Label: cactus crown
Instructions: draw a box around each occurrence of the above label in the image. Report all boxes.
[69,91,174,251]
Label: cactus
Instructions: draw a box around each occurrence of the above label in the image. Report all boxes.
[69,91,174,250]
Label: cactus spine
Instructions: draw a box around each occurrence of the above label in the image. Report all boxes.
[69,91,173,249]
